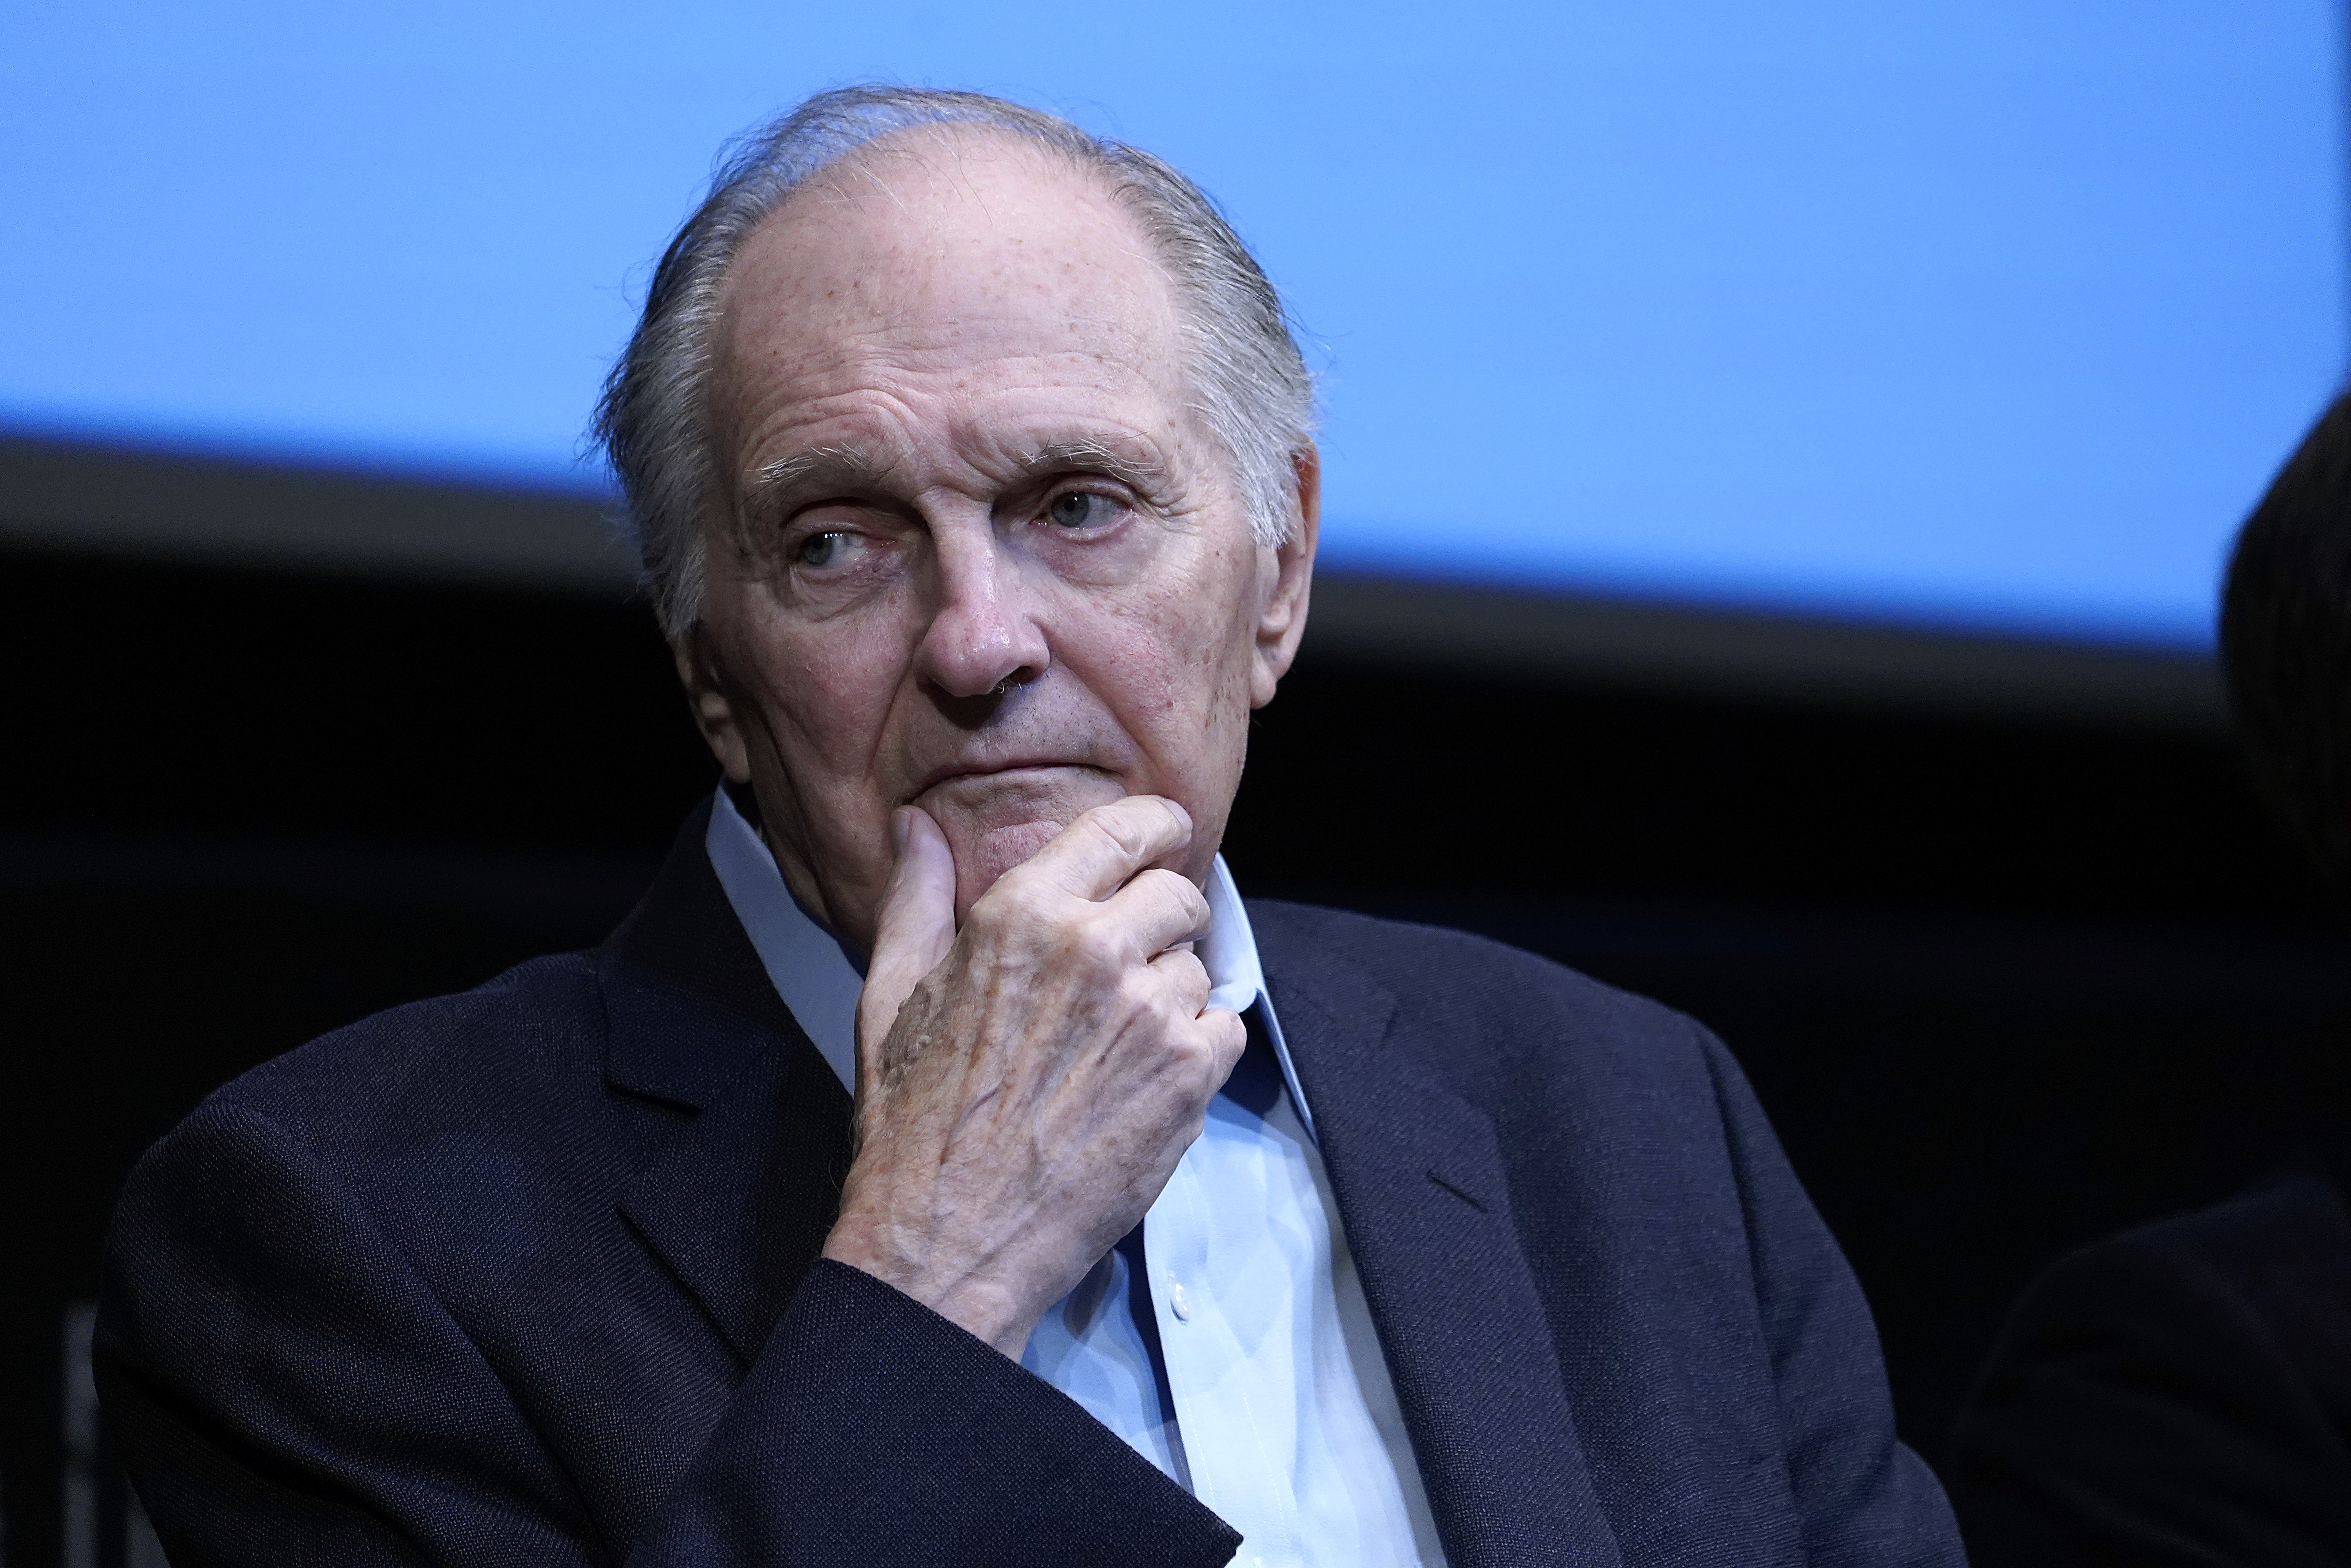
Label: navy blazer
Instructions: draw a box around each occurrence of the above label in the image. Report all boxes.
[97,805,1960,1566]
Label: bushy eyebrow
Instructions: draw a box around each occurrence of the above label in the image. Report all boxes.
[735,434,1176,538]
[1016,438,1174,497]
[740,445,899,523]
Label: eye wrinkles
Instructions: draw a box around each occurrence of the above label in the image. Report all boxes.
[740,445,902,530]
[733,431,1176,607]
[740,433,1179,535]
[1013,439,1176,505]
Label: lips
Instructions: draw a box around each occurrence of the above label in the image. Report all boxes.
[905,759,1106,801]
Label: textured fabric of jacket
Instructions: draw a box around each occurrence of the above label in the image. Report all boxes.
[1952,1167,2351,1567]
[97,804,1962,1567]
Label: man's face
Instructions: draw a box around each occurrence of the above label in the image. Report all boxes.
[681,129,1316,954]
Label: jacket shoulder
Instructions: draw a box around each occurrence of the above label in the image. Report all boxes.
[1244,898,1725,1115]
[2015,1173,2351,1354]
[174,950,613,1174]
[1247,897,1705,1042]
[1951,1174,2351,1557]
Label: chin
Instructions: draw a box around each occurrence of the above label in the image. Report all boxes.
[949,819,1067,920]
[918,766,1130,921]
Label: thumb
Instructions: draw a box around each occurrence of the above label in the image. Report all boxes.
[855,806,955,1090]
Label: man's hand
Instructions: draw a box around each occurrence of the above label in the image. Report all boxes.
[820,795,1248,1357]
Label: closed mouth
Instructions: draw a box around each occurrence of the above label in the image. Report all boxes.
[905,759,1108,801]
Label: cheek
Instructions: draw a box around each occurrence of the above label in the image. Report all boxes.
[739,606,910,772]
[1161,551,1266,704]
[1090,565,1263,756]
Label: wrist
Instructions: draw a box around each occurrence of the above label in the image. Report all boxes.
[820,1220,1039,1358]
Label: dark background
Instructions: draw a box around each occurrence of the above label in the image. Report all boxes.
[6,546,2347,1567]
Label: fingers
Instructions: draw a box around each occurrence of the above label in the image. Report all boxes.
[1150,944,1212,1018]
[1213,1010,1251,1086]
[1199,1005,1249,1094]
[1149,948,1247,1093]
[1108,868,1213,959]
[1022,795,1194,902]
[857,807,956,1079]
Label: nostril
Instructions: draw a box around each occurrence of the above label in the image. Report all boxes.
[983,664,1046,700]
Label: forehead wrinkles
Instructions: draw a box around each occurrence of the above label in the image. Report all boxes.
[736,354,1177,491]
[715,124,1199,403]
[710,138,1235,527]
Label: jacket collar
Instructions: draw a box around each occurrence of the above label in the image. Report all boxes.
[599,799,854,1362]
[1254,907,1624,1568]
[600,797,817,1109]
[599,819,1625,1560]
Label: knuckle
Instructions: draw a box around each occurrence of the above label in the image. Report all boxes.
[1140,866,1195,901]
[1156,1020,1208,1063]
[1168,1024,1236,1092]
[1137,868,1207,934]
[1079,807,1149,861]
[1059,914,1128,973]
[972,871,1047,930]
[1089,925,1134,972]
[974,861,1032,908]
[965,882,1011,930]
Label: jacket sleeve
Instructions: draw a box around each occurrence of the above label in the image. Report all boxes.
[1696,1028,1966,1568]
[96,1100,1241,1568]
[1948,1218,2351,1568]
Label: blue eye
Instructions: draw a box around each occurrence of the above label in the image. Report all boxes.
[797,530,848,567]
[1048,491,1108,529]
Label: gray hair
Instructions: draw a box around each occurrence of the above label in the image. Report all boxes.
[593,85,1318,637]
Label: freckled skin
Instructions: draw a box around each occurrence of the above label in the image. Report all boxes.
[679,127,1317,955]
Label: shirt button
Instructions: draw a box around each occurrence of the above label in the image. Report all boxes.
[1169,1282,1193,1321]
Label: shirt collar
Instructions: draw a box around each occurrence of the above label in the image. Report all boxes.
[702,787,1315,1138]
[702,787,865,1092]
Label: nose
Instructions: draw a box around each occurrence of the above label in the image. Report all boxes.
[915,523,1049,701]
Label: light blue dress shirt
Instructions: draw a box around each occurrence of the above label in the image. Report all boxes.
[704,791,1446,1567]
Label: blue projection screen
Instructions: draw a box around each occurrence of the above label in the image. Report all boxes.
[4,1,2343,645]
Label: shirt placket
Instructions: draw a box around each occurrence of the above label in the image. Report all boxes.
[1146,1123,1307,1567]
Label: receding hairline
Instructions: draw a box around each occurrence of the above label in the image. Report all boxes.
[701,120,1225,522]
[595,84,1319,637]
[785,117,1136,215]
[706,119,1191,367]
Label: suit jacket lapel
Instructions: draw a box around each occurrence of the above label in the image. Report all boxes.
[598,815,1621,1554]
[1270,947,1624,1568]
[601,801,855,1366]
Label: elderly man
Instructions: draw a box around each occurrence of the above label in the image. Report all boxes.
[98,88,1960,1566]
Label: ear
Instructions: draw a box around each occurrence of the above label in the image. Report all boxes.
[672,623,755,784]
[1249,445,1320,709]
